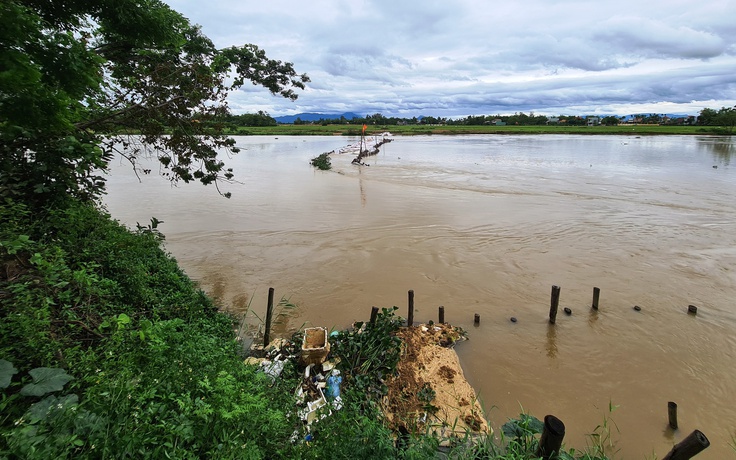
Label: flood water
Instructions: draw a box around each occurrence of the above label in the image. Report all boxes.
[104,134,736,459]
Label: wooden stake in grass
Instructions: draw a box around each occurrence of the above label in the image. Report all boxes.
[662,430,710,460]
[536,415,566,460]
[407,290,414,327]
[549,285,561,324]
[668,401,678,430]
[370,306,379,325]
[263,287,275,347]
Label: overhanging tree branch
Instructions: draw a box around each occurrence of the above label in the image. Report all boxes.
[1,0,309,203]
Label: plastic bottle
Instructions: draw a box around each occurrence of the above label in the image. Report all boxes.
[326,369,342,400]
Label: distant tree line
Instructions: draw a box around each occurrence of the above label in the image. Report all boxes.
[225,106,735,132]
[697,106,736,132]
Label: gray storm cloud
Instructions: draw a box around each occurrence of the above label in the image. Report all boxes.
[167,0,736,117]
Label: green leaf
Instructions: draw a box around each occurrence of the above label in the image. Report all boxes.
[115,313,131,330]
[501,414,544,438]
[20,368,74,397]
[0,359,18,389]
[27,394,79,423]
[527,414,544,434]
[502,419,526,438]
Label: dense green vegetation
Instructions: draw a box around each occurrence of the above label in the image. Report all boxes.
[0,199,296,458]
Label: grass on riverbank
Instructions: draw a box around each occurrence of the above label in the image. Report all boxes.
[226,123,730,136]
[1,197,616,459]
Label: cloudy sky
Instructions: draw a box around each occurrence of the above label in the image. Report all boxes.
[165,0,736,118]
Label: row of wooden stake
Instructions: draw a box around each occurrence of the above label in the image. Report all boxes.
[390,288,710,460]
[396,286,701,328]
[533,415,709,460]
[259,286,710,459]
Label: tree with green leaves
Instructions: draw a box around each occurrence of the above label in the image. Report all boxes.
[717,106,736,133]
[697,108,718,126]
[697,106,736,132]
[0,0,309,203]
[601,116,620,126]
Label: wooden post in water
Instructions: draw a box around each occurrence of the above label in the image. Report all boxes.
[438,306,445,324]
[263,287,275,347]
[662,430,710,460]
[535,415,566,460]
[407,290,415,327]
[474,313,480,325]
[592,287,600,310]
[549,285,561,324]
[668,401,678,430]
[370,306,379,325]
[687,305,698,315]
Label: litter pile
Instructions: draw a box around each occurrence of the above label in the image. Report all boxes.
[244,327,342,435]
[243,321,489,445]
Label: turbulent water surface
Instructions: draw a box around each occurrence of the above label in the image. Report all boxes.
[105,134,736,459]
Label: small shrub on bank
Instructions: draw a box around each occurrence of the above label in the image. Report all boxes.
[329,307,403,399]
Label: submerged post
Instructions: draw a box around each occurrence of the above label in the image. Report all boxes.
[662,430,710,460]
[474,313,480,325]
[668,401,678,430]
[535,415,566,460]
[263,287,275,347]
[439,306,445,324]
[407,290,415,327]
[370,306,379,325]
[592,287,600,310]
[549,285,561,324]
[687,305,698,315]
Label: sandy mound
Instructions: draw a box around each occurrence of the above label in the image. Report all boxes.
[383,323,489,442]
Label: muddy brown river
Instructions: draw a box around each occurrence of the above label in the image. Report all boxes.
[104,134,736,459]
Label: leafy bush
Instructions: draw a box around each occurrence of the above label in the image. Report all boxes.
[310,152,332,170]
[329,307,403,399]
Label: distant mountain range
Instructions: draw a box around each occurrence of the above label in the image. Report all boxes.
[273,112,363,123]
[620,113,693,120]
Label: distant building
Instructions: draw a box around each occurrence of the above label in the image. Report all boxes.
[586,116,600,126]
[492,119,506,126]
[547,117,560,124]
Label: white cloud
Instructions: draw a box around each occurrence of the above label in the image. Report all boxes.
[165,0,736,117]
